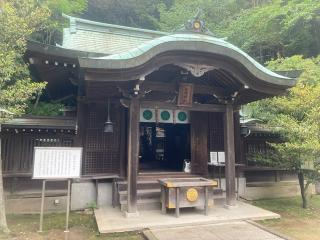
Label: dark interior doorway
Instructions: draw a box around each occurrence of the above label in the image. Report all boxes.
[139,123,190,172]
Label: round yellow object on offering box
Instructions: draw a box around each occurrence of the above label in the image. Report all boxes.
[186,188,198,202]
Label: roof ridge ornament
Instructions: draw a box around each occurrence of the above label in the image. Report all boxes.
[181,9,213,36]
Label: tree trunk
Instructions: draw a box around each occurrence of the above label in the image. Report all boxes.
[298,171,308,209]
[0,124,10,233]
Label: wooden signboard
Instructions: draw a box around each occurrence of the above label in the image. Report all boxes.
[33,147,82,179]
[32,147,82,233]
[177,83,194,107]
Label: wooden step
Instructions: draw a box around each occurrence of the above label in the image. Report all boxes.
[116,180,160,192]
[119,189,161,202]
[138,173,200,180]
[114,175,224,211]
[120,198,161,211]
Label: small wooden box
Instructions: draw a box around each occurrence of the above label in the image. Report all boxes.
[158,177,218,217]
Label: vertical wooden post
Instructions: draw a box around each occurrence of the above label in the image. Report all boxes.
[161,186,166,214]
[126,97,140,215]
[175,187,180,218]
[119,107,127,178]
[233,110,242,164]
[38,180,46,232]
[224,104,237,207]
[65,179,71,233]
[75,100,87,176]
[204,186,209,216]
[0,123,10,233]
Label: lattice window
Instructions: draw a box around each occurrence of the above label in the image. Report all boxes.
[82,103,123,175]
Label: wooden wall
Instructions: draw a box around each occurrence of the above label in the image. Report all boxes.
[191,111,243,175]
[190,112,209,175]
[1,109,243,177]
[190,112,227,175]
[243,135,279,166]
[1,132,74,176]
[208,112,225,152]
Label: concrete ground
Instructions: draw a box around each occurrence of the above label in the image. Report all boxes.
[94,201,280,233]
[144,221,288,240]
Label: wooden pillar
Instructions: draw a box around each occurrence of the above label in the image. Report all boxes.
[190,111,209,176]
[224,104,236,206]
[119,107,127,178]
[233,110,242,164]
[126,97,140,214]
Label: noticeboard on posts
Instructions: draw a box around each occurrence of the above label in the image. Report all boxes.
[33,147,82,179]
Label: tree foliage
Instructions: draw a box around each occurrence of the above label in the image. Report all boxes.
[247,55,320,208]
[26,101,64,116]
[157,0,265,32]
[219,0,320,62]
[0,0,52,233]
[0,0,50,123]
[81,0,171,30]
[157,0,320,62]
[33,0,87,44]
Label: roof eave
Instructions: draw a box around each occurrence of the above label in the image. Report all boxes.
[27,40,106,59]
[78,35,296,89]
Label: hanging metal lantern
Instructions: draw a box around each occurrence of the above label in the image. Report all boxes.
[240,125,250,137]
[104,98,114,133]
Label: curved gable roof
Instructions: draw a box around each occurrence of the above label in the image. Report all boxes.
[79,33,295,89]
[27,15,297,104]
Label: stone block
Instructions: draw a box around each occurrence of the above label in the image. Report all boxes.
[97,182,113,207]
[71,181,95,210]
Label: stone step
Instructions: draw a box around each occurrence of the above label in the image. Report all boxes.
[246,180,299,187]
[119,192,226,211]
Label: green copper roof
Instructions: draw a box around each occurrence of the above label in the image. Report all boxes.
[61,14,167,55]
[79,33,295,87]
[57,15,296,93]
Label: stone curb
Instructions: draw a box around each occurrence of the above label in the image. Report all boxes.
[246,220,294,240]
[142,229,159,240]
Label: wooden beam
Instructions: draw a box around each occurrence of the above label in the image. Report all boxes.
[140,100,226,112]
[126,97,140,214]
[140,81,226,97]
[224,104,236,206]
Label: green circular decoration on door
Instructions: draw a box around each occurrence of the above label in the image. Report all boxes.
[161,110,170,121]
[143,110,153,120]
[178,112,187,122]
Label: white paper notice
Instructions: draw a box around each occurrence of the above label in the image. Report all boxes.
[209,152,218,164]
[33,147,82,179]
[218,152,225,164]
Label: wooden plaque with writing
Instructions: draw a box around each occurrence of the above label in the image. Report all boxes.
[177,83,194,107]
